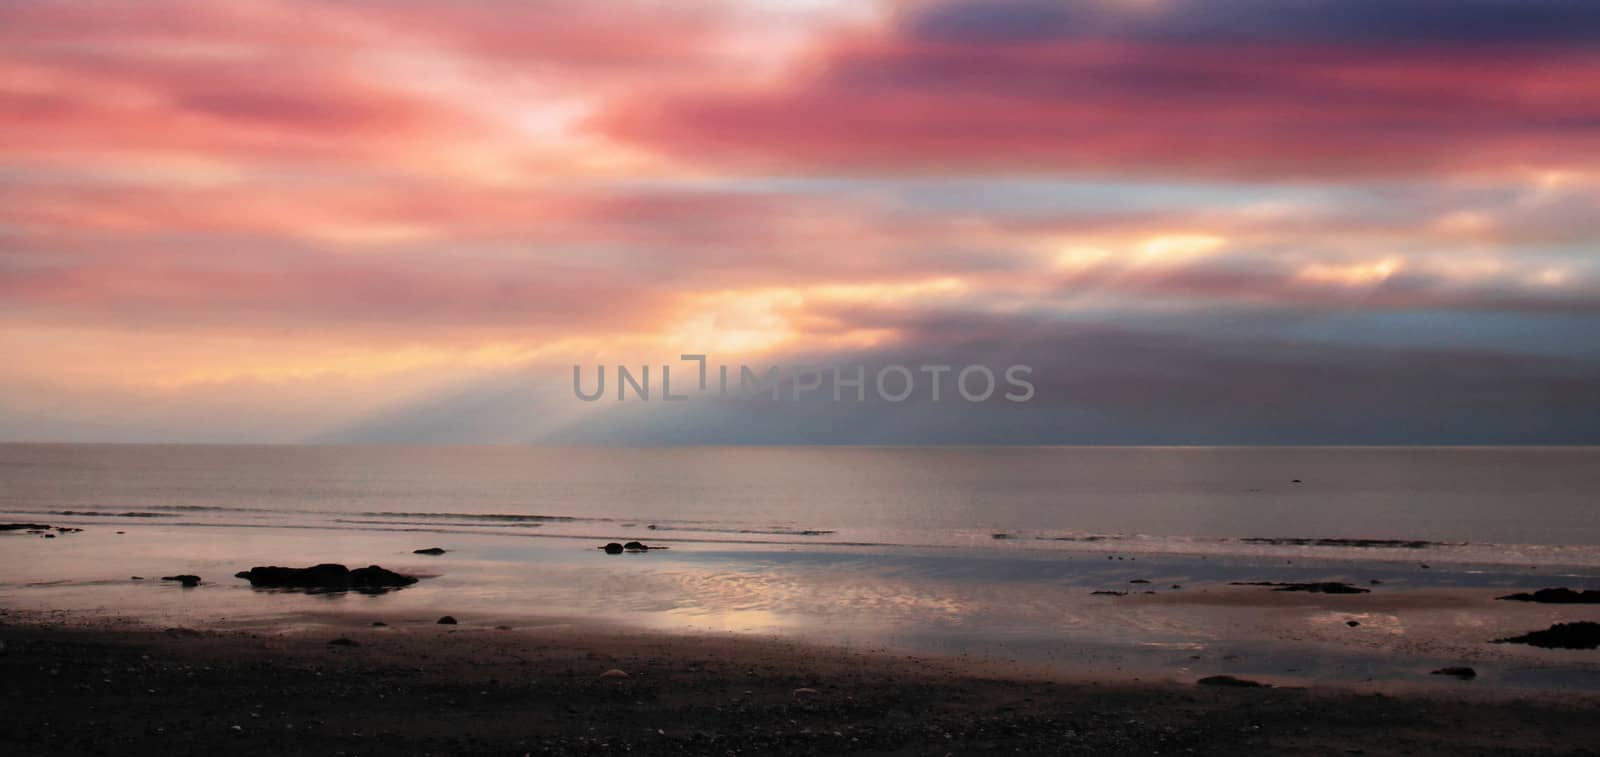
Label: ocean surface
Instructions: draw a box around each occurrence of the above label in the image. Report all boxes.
[4,444,1600,558]
[4,444,1599,690]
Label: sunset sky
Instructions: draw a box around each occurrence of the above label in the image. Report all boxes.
[3,0,1599,444]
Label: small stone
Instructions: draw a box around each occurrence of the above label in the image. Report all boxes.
[328,637,360,647]
[1346,620,1361,627]
[437,616,458,625]
[600,669,629,679]
[1432,666,1476,679]
[412,547,447,555]
[602,543,624,554]
[793,687,820,697]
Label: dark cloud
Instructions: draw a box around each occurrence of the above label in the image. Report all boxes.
[323,313,1600,445]
[908,0,1600,47]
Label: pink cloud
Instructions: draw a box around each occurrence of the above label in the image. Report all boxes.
[595,30,1600,178]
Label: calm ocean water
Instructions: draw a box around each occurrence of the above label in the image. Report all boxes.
[3,444,1599,562]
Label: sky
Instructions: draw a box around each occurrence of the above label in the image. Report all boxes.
[2,0,1599,444]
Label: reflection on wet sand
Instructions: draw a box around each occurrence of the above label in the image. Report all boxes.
[3,523,1599,691]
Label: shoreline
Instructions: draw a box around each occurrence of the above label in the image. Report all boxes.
[4,608,1600,755]
[7,523,1600,697]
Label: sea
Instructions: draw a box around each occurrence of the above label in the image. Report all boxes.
[3,444,1599,689]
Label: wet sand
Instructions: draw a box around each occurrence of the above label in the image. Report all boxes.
[4,608,1600,755]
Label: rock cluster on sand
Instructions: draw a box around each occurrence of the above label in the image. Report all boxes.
[1197,675,1268,688]
[1493,621,1600,650]
[1496,588,1600,604]
[234,564,418,590]
[600,541,661,554]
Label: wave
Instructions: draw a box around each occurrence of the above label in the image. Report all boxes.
[334,518,543,528]
[359,511,601,523]
[1236,537,1457,549]
[0,509,176,519]
[643,524,836,537]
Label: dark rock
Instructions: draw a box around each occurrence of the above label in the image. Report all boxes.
[1346,620,1361,627]
[412,547,448,555]
[1197,675,1268,688]
[1497,588,1600,604]
[1291,479,1303,484]
[437,616,458,625]
[371,622,387,627]
[161,575,201,587]
[1493,621,1600,650]
[623,541,649,551]
[130,576,144,580]
[1130,579,1150,584]
[234,563,418,591]
[0,523,54,531]
[602,543,624,554]
[328,637,360,647]
[1090,590,1128,596]
[1432,666,1476,679]
[991,533,1010,540]
[1229,581,1370,594]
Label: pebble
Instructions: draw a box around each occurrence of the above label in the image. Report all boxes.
[600,669,630,679]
